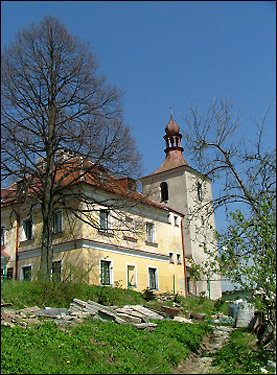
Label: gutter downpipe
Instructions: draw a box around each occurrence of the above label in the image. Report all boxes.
[181,217,188,298]
[15,212,20,280]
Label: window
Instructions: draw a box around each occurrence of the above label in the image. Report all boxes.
[146,222,155,243]
[99,210,112,232]
[167,213,172,224]
[169,252,174,263]
[22,217,33,241]
[160,182,168,202]
[1,226,5,246]
[174,215,179,227]
[100,260,112,285]
[1,267,13,280]
[52,260,62,281]
[127,265,136,287]
[148,267,158,290]
[176,254,182,264]
[125,216,136,238]
[21,265,32,281]
[53,211,62,233]
[197,182,203,202]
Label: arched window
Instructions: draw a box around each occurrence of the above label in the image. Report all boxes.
[197,182,203,202]
[160,182,168,202]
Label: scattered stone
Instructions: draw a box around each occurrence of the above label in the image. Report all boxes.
[116,313,142,324]
[173,316,193,324]
[2,298,165,331]
[190,312,206,320]
[132,322,157,332]
[162,305,181,318]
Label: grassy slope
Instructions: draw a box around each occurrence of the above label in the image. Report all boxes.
[1,319,213,374]
[2,281,272,374]
[0,280,218,374]
[211,328,275,374]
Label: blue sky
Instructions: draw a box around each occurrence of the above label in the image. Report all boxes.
[1,2,276,226]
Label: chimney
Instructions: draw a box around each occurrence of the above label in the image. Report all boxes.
[117,177,137,192]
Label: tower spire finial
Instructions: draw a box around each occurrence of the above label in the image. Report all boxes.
[169,106,173,120]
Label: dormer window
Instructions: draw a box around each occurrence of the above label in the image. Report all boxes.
[160,182,168,202]
[146,222,155,243]
[197,182,203,202]
[99,210,112,233]
[22,217,33,241]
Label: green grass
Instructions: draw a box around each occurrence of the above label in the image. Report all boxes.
[1,280,228,319]
[210,328,274,374]
[1,281,272,374]
[1,280,145,309]
[1,319,212,374]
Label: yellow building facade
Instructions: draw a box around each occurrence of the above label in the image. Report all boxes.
[1,182,187,296]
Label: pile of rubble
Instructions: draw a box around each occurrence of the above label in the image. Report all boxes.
[68,298,165,331]
[1,298,210,331]
[1,299,166,331]
[1,305,42,328]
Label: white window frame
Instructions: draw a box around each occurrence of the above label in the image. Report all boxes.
[53,211,63,234]
[20,264,32,281]
[176,253,182,264]
[145,222,156,243]
[169,252,174,264]
[167,213,172,224]
[126,263,137,288]
[99,258,113,286]
[148,266,159,290]
[1,225,6,246]
[21,217,34,241]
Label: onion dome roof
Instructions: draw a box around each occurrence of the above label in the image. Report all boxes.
[165,114,180,136]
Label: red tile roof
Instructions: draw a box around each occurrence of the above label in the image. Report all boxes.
[1,158,183,215]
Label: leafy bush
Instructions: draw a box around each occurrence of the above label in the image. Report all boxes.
[141,287,155,301]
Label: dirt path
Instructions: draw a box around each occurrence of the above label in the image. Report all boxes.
[173,325,235,374]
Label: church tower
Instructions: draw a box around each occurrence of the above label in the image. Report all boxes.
[140,113,222,300]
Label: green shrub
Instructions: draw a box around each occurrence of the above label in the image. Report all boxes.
[141,287,155,301]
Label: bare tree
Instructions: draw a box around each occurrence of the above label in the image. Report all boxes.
[183,98,276,352]
[1,16,142,279]
[183,99,275,214]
